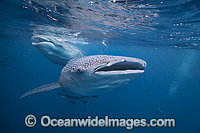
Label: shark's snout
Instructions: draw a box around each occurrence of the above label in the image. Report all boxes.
[135,59,146,70]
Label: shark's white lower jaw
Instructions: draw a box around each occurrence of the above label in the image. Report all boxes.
[94,70,144,75]
[61,70,144,96]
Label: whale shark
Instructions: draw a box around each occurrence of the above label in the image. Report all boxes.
[20,55,146,99]
[32,35,84,66]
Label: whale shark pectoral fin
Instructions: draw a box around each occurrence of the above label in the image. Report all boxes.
[20,82,61,99]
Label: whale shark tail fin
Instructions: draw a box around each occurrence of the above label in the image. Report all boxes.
[20,82,61,99]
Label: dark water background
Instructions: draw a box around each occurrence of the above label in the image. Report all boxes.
[0,0,200,132]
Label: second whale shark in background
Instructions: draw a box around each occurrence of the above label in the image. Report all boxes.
[32,35,84,66]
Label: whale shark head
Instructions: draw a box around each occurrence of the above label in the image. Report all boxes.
[32,35,83,66]
[59,55,146,96]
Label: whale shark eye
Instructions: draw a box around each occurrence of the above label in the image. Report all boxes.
[77,68,83,73]
[57,45,64,48]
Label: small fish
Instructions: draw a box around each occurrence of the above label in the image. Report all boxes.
[83,100,88,105]
[70,101,76,105]
[91,95,98,98]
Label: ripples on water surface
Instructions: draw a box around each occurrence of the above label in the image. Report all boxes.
[1,0,200,48]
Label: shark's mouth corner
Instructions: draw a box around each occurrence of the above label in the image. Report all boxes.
[94,61,146,75]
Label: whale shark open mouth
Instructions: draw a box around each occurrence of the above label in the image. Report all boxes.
[32,36,50,44]
[94,61,146,75]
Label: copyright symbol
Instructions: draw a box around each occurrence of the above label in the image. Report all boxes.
[25,114,37,127]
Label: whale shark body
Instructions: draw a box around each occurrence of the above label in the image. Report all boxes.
[32,35,84,66]
[20,55,146,99]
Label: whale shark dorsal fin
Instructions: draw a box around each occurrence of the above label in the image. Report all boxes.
[20,82,61,99]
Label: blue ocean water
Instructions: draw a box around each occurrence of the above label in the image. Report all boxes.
[0,0,200,132]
